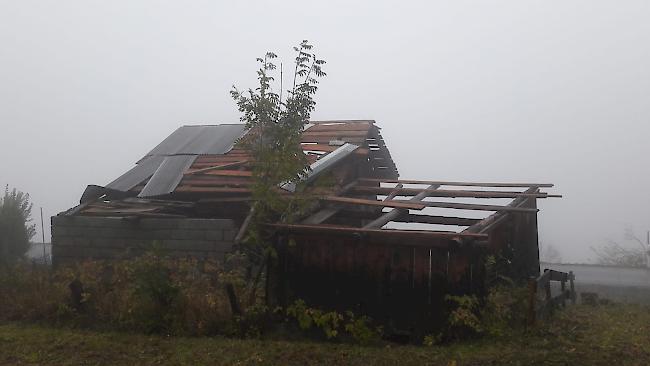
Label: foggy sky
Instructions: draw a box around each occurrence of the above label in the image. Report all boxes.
[1,1,649,262]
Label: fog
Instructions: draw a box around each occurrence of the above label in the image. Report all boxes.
[1,1,648,263]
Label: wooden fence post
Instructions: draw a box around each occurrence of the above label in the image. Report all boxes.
[527,277,537,326]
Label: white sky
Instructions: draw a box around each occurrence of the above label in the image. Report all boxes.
[1,0,649,262]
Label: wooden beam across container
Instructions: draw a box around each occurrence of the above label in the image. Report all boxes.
[352,186,558,199]
[359,178,554,188]
[267,223,489,247]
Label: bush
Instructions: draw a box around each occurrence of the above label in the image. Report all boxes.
[481,285,530,336]
[285,300,382,344]
[0,254,250,336]
[445,295,482,340]
[0,263,73,322]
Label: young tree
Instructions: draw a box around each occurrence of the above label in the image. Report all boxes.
[0,186,36,264]
[230,41,326,297]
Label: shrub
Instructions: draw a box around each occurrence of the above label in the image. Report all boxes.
[0,263,73,322]
[445,294,482,340]
[480,285,530,336]
[285,300,382,344]
[0,253,252,336]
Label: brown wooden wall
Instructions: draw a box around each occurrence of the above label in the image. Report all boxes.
[271,203,540,334]
[271,234,486,334]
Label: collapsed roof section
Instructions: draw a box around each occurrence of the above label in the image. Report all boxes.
[270,179,559,246]
[63,119,560,247]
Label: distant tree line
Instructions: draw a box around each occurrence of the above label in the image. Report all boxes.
[591,228,649,268]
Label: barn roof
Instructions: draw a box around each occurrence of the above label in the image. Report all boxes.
[61,119,560,245]
[104,120,397,198]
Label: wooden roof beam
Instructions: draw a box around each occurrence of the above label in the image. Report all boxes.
[267,223,488,247]
[464,187,540,234]
[363,184,439,229]
[352,186,559,199]
[321,196,426,210]
[389,199,539,213]
[359,178,554,188]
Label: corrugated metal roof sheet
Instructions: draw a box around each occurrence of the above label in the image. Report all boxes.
[106,156,165,191]
[144,124,246,157]
[107,124,247,193]
[138,155,197,197]
[281,143,359,192]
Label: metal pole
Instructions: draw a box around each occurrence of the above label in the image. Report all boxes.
[645,230,650,268]
[40,207,45,261]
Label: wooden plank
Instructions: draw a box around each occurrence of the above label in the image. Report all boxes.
[322,196,426,210]
[383,183,404,201]
[267,223,488,242]
[179,180,252,187]
[198,197,253,203]
[352,186,555,199]
[199,170,253,177]
[194,155,252,162]
[392,214,480,226]
[302,130,370,138]
[305,122,371,132]
[174,187,252,193]
[391,199,539,213]
[463,187,539,234]
[186,160,249,175]
[301,144,369,155]
[180,177,252,187]
[363,184,439,229]
[547,269,568,282]
[359,178,554,188]
[299,180,360,225]
[300,136,367,144]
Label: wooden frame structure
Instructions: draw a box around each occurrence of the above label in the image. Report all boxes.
[270,178,559,248]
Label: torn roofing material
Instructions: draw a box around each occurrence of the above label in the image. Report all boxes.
[106,156,165,191]
[280,143,359,192]
[138,155,197,197]
[106,124,247,193]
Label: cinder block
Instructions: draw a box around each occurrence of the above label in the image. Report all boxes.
[139,218,182,230]
[222,230,236,242]
[162,239,214,252]
[178,219,234,230]
[52,216,139,229]
[204,230,223,241]
[169,230,207,241]
[148,229,175,239]
[214,241,234,252]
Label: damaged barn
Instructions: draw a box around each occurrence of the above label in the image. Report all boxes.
[52,120,559,332]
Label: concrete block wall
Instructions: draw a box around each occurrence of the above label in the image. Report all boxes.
[51,216,236,265]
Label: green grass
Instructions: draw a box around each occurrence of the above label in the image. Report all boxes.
[1,304,649,366]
